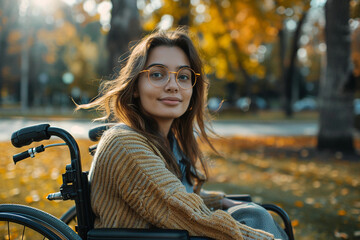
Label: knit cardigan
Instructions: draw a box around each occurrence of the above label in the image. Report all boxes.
[89,125,274,240]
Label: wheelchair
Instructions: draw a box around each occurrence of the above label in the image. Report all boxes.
[0,123,294,240]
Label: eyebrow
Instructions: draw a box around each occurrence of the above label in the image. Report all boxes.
[145,63,191,70]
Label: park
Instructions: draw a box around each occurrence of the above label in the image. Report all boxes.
[0,0,360,239]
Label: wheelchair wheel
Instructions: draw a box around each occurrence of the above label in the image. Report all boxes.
[0,204,81,240]
[0,212,63,239]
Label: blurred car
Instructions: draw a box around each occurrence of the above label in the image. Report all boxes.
[208,97,222,111]
[236,97,267,112]
[293,97,317,112]
[236,97,251,111]
[354,98,360,115]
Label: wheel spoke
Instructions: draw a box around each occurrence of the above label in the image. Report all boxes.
[22,225,25,240]
[0,204,81,240]
[7,221,10,240]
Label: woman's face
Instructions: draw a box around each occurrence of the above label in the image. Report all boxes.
[135,46,193,127]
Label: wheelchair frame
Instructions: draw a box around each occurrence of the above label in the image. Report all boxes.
[0,123,294,240]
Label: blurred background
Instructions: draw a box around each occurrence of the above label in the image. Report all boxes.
[0,0,358,115]
[1,0,360,151]
[1,0,360,239]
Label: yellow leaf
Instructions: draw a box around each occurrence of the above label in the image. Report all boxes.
[341,188,349,196]
[294,200,304,208]
[25,195,33,203]
[338,210,347,216]
[292,219,299,227]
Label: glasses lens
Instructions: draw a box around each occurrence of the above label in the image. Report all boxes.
[177,68,195,89]
[148,66,168,87]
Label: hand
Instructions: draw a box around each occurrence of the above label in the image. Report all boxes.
[221,198,245,210]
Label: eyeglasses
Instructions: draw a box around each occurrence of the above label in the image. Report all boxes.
[140,65,200,89]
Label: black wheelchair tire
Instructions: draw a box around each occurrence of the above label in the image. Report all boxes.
[0,212,63,239]
[0,204,81,240]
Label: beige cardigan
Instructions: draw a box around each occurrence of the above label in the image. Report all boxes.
[89,125,274,240]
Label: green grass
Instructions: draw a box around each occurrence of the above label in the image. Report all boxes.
[205,137,360,240]
[1,136,359,239]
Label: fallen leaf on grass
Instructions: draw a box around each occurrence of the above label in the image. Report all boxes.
[9,188,20,196]
[305,197,315,205]
[25,195,33,203]
[294,201,304,208]
[334,230,349,239]
[292,219,299,227]
[340,188,349,196]
[354,201,360,208]
[338,210,347,216]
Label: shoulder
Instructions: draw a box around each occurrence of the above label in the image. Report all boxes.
[96,123,158,156]
[101,123,147,143]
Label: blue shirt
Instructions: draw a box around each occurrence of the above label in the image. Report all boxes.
[168,133,194,193]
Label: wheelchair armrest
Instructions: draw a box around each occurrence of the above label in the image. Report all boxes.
[225,194,252,202]
[87,228,189,240]
[261,204,294,240]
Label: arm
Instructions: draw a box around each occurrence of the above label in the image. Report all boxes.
[199,189,225,210]
[97,127,274,240]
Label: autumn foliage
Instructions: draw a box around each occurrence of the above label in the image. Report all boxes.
[0,135,359,239]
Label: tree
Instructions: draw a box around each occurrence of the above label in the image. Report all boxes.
[107,0,141,75]
[317,0,355,153]
[282,12,308,117]
[0,0,21,106]
[139,0,310,109]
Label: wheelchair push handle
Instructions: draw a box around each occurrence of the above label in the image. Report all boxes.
[11,124,51,148]
[13,145,45,164]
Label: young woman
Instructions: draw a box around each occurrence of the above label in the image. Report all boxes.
[79,28,287,240]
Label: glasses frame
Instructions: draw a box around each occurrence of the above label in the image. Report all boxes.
[140,65,200,90]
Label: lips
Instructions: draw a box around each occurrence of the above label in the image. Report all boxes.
[159,97,182,105]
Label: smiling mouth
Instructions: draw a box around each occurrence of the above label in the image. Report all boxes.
[159,98,182,105]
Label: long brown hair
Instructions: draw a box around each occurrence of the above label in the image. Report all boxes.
[79,27,216,181]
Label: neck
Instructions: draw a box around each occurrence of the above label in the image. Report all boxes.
[156,118,173,139]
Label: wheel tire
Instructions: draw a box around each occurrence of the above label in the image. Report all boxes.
[0,212,63,239]
[0,204,81,240]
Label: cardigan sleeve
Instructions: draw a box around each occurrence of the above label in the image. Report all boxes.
[199,189,225,210]
[192,169,225,210]
[96,127,274,240]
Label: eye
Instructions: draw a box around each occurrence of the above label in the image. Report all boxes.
[150,72,164,79]
[178,69,192,81]
[149,66,167,80]
[178,74,190,81]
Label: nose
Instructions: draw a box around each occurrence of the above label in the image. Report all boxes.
[165,72,179,92]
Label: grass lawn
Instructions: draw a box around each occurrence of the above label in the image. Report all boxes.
[0,135,359,239]
[203,136,360,239]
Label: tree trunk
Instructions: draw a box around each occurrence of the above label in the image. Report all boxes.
[283,12,307,117]
[278,27,286,109]
[0,30,6,107]
[0,1,18,106]
[107,0,141,76]
[317,0,355,153]
[177,0,190,27]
